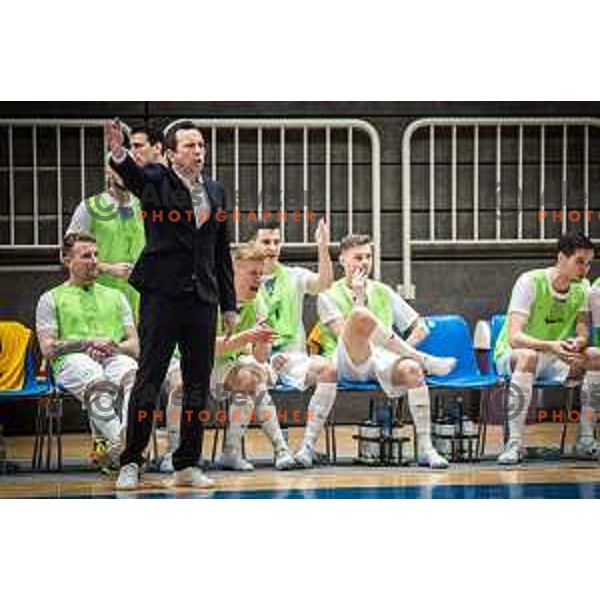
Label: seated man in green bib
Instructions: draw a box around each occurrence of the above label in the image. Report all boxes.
[249,218,338,469]
[36,233,139,470]
[163,243,296,473]
[317,234,457,469]
[591,278,600,347]
[67,164,145,319]
[494,232,600,465]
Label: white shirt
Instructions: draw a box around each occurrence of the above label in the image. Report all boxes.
[172,166,211,229]
[67,192,135,235]
[110,150,209,230]
[36,286,134,336]
[508,268,590,317]
[318,280,419,335]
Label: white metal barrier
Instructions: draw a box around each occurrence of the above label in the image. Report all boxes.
[0,119,117,250]
[401,118,600,298]
[172,119,382,279]
[0,118,382,279]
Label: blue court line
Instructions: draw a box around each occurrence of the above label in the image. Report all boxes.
[29,481,600,499]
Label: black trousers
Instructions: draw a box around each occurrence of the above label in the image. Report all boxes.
[120,290,217,470]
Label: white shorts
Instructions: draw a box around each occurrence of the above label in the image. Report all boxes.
[168,355,273,393]
[55,353,138,401]
[334,341,406,398]
[495,351,570,383]
[271,350,312,391]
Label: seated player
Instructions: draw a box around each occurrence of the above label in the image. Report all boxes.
[249,218,338,469]
[494,232,600,465]
[317,234,457,469]
[163,243,296,472]
[36,233,139,470]
[591,277,600,347]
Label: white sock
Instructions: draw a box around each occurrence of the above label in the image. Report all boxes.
[256,389,287,452]
[408,386,434,455]
[507,372,534,444]
[120,384,133,436]
[370,321,453,376]
[224,397,254,455]
[166,389,181,453]
[371,322,420,361]
[88,391,121,445]
[302,383,337,450]
[579,371,600,441]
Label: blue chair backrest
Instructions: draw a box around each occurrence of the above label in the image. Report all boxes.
[23,350,38,389]
[418,315,480,377]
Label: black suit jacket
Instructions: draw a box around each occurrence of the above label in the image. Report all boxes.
[109,154,236,312]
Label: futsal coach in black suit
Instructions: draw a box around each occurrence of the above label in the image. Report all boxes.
[105,119,237,490]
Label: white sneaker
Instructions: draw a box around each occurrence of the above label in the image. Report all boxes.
[216,451,255,472]
[275,448,296,471]
[159,453,174,474]
[424,356,457,377]
[294,445,314,469]
[498,440,523,465]
[575,438,600,460]
[116,463,140,490]
[417,448,449,469]
[166,467,215,489]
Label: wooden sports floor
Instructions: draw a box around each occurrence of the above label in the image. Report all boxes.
[2,424,600,498]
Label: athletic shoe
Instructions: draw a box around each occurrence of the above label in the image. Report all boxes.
[274,448,296,471]
[423,356,457,377]
[575,438,600,460]
[91,438,120,473]
[294,445,314,469]
[417,448,449,469]
[116,463,140,490]
[215,451,255,472]
[159,453,175,474]
[498,440,524,465]
[165,467,215,489]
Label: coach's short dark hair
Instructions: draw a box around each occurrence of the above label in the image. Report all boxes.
[164,121,203,152]
[131,126,164,148]
[340,233,372,254]
[246,219,281,242]
[558,232,596,257]
[61,232,97,259]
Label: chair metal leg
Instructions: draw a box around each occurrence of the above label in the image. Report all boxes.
[56,399,63,472]
[502,383,510,446]
[560,386,575,456]
[477,388,489,458]
[331,403,337,463]
[45,402,53,471]
[50,395,63,472]
[32,401,43,470]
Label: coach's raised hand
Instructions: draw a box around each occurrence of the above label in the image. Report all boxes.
[105,119,125,159]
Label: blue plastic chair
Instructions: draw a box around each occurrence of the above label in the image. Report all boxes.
[419,315,500,390]
[417,315,502,459]
[489,314,579,454]
[0,347,58,471]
